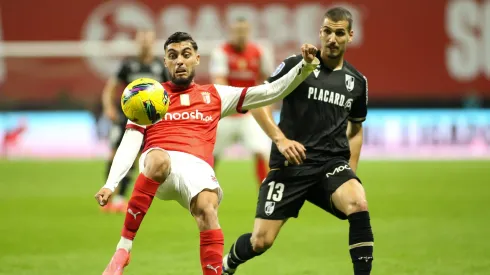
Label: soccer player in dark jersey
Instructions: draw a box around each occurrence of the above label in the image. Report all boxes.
[101,29,170,213]
[222,7,374,275]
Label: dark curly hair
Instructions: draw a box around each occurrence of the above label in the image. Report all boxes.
[164,32,198,51]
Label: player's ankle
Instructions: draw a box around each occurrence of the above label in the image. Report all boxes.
[223,253,237,270]
[222,254,236,271]
[116,237,133,252]
[226,233,263,269]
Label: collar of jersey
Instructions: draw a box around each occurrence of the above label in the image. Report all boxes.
[316,51,345,72]
[166,81,196,92]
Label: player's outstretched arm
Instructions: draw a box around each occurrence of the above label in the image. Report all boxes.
[240,44,319,110]
[95,128,143,206]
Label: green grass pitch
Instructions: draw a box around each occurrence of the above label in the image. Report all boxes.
[0,160,489,274]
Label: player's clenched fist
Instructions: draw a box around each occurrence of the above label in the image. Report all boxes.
[95,188,113,206]
[301,44,318,64]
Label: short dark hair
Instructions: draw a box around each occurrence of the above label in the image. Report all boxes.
[164,32,198,51]
[324,7,353,31]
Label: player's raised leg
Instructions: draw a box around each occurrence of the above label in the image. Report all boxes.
[190,190,225,275]
[303,159,373,275]
[102,149,170,275]
[223,168,311,274]
[331,179,373,275]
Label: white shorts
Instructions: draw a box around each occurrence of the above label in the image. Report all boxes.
[138,149,223,210]
[214,114,271,157]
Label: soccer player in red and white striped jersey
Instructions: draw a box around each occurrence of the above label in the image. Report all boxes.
[94,32,319,275]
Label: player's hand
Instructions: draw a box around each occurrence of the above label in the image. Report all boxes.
[104,107,118,122]
[95,188,113,206]
[301,44,318,64]
[275,137,306,165]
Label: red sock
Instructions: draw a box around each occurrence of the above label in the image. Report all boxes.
[121,173,160,240]
[255,154,268,186]
[200,229,224,275]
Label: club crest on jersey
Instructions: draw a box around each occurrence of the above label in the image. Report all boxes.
[264,201,275,216]
[345,74,355,92]
[201,92,211,104]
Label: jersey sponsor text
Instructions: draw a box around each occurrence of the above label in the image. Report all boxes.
[308,87,346,107]
[164,109,213,122]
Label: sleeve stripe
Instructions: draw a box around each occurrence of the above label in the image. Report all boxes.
[348,117,366,123]
[236,87,249,114]
[126,123,145,134]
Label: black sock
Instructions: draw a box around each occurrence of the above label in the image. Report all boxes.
[227,233,263,269]
[348,211,374,275]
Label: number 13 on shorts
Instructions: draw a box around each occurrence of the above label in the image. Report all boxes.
[267,181,285,202]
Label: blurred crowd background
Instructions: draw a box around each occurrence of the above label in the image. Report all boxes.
[0,0,489,160]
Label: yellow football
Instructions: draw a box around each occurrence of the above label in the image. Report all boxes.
[121,78,170,126]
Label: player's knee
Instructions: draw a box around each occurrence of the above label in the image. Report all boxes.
[192,191,219,230]
[143,150,170,183]
[195,204,218,225]
[333,180,369,216]
[345,197,368,215]
[250,232,275,253]
[339,191,368,216]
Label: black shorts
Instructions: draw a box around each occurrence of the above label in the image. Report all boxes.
[256,157,361,220]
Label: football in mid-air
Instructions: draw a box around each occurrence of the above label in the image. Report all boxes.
[121,78,170,126]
